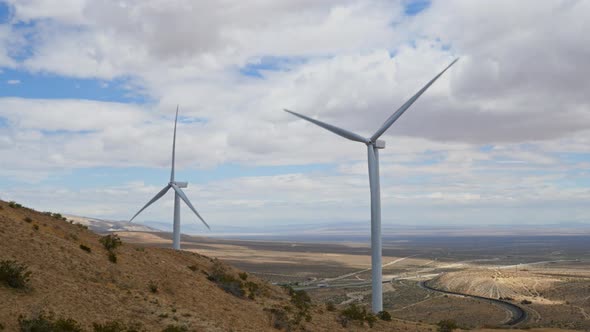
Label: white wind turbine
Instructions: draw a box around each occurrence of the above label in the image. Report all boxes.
[284,59,458,312]
[130,106,210,250]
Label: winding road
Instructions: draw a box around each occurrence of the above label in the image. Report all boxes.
[419,279,528,326]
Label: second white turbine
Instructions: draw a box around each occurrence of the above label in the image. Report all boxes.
[130,106,210,250]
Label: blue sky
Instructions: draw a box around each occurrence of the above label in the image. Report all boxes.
[0,69,146,102]
[0,0,589,232]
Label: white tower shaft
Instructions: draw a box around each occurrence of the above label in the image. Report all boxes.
[368,144,383,312]
[173,192,181,250]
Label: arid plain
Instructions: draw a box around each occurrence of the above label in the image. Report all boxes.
[118,231,590,330]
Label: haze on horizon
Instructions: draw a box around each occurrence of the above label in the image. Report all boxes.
[0,0,589,232]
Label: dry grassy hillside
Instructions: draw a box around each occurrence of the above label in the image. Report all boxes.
[0,199,433,331]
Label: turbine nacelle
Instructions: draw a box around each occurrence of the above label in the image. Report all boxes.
[372,140,385,149]
[173,181,188,188]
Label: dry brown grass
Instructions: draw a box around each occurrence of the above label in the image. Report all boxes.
[0,200,432,331]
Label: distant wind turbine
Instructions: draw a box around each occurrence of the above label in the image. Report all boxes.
[130,106,210,250]
[284,59,458,313]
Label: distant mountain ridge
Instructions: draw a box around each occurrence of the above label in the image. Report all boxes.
[65,214,162,233]
[70,214,590,241]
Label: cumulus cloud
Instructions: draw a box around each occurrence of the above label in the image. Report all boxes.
[0,0,588,227]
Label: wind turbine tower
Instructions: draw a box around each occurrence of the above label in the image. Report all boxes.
[285,59,458,312]
[130,106,210,250]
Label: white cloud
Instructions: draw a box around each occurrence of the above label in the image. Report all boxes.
[0,0,589,226]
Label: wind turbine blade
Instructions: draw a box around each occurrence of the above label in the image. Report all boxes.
[170,183,211,230]
[170,105,179,182]
[284,109,369,144]
[129,185,171,222]
[370,58,459,142]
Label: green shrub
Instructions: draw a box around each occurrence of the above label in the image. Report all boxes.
[8,201,22,209]
[100,234,122,252]
[238,272,248,280]
[521,299,532,305]
[33,224,39,231]
[218,279,244,297]
[51,213,63,219]
[18,314,53,331]
[161,325,188,332]
[207,259,245,298]
[0,260,31,289]
[75,223,89,230]
[92,320,144,332]
[288,288,312,323]
[377,310,392,321]
[80,244,92,253]
[108,252,118,264]
[19,313,83,332]
[53,318,83,331]
[437,320,458,332]
[187,264,198,272]
[264,308,292,330]
[148,281,158,293]
[23,217,33,223]
[245,281,260,300]
[326,302,336,312]
[339,304,377,327]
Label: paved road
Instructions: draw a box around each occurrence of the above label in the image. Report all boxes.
[419,279,527,326]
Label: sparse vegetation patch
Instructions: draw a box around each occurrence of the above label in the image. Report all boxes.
[264,308,291,330]
[437,319,458,332]
[75,223,89,230]
[0,260,31,289]
[108,251,118,263]
[19,313,83,332]
[326,302,336,312]
[100,234,122,263]
[339,304,377,328]
[207,259,245,298]
[288,287,312,323]
[377,310,392,321]
[161,325,188,332]
[148,280,159,293]
[8,201,22,209]
[100,234,122,251]
[92,320,144,332]
[80,244,92,253]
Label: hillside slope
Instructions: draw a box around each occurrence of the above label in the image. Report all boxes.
[0,200,428,331]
